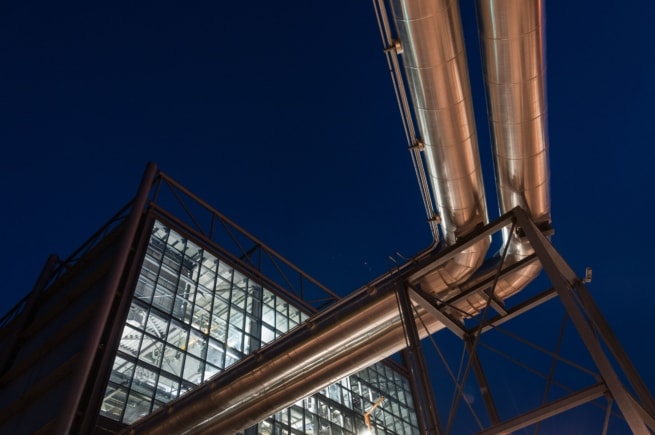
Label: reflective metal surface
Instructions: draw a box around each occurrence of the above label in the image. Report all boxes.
[390,0,490,301]
[391,0,488,241]
[124,286,444,434]
[476,0,551,298]
[125,1,553,432]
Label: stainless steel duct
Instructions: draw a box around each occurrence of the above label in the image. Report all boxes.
[124,0,552,432]
[475,0,551,302]
[389,0,490,305]
[124,282,444,434]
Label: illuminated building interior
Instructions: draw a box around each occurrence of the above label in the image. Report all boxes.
[100,221,419,433]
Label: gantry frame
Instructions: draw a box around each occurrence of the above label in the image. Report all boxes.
[396,207,655,434]
[119,202,655,434]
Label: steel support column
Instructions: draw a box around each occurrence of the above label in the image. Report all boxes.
[574,281,655,417]
[397,286,442,434]
[514,207,651,434]
[464,335,500,426]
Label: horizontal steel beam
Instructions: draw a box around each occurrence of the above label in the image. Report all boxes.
[408,211,516,283]
[409,287,466,339]
[443,254,538,308]
[477,383,607,435]
[472,287,558,335]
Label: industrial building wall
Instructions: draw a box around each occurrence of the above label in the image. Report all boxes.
[0,225,127,434]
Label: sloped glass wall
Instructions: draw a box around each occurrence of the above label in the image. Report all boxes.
[100,221,418,433]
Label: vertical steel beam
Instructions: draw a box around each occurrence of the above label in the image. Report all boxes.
[514,207,650,434]
[464,335,500,426]
[401,349,430,434]
[397,286,442,434]
[55,162,158,434]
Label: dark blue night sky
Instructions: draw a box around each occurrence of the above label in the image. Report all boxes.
[2,1,654,431]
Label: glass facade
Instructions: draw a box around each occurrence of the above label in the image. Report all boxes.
[100,221,419,433]
[253,363,419,434]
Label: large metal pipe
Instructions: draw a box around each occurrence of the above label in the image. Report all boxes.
[475,0,551,302]
[124,1,552,432]
[124,284,444,434]
[478,0,550,224]
[390,0,490,305]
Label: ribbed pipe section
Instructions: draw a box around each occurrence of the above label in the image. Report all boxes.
[476,0,551,301]
[390,0,490,299]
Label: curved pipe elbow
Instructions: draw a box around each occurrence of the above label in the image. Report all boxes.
[416,236,490,299]
[392,0,491,297]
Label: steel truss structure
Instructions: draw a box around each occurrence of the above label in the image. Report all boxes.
[4,162,652,434]
[124,182,655,433]
[397,207,655,434]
